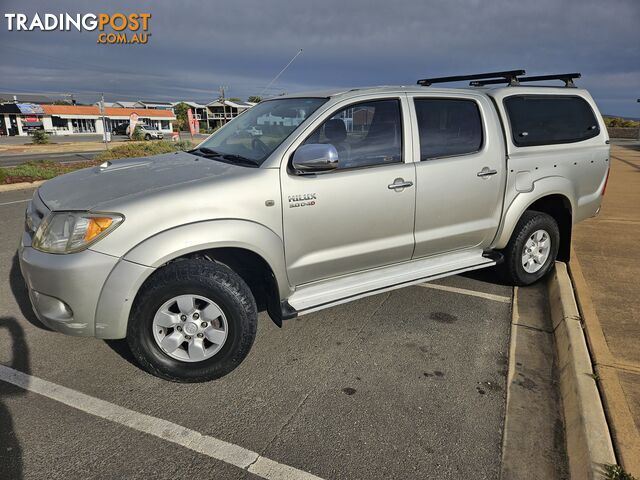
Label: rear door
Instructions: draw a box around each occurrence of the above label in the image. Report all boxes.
[408,94,506,258]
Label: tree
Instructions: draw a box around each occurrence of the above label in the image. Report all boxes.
[247,96,262,103]
[228,97,242,102]
[173,102,190,131]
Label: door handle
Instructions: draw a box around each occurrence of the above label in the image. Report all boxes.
[477,167,498,178]
[388,178,414,190]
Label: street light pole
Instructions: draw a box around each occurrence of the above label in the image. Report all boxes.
[100,93,109,150]
[637,99,640,141]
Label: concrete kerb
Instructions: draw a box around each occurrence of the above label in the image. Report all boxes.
[548,262,616,479]
[568,250,640,477]
[0,180,45,193]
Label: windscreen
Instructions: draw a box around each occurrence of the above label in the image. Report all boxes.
[197,98,327,165]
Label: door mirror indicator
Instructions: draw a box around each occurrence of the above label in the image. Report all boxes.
[292,144,339,174]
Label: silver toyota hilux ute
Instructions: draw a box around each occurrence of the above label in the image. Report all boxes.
[19,70,610,382]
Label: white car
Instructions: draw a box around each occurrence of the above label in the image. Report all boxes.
[137,124,164,140]
[246,126,263,136]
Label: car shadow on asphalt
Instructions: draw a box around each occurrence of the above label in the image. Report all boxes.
[0,316,30,480]
[9,252,51,332]
[104,338,138,367]
[461,265,512,286]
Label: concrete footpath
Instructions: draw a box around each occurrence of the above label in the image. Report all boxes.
[571,142,640,476]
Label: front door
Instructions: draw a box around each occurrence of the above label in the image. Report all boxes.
[409,96,505,258]
[281,97,416,286]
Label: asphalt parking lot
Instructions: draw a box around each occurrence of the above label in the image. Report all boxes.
[0,186,514,480]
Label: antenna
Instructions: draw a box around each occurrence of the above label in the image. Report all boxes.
[259,49,303,97]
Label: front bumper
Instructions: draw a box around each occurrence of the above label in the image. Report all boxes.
[19,233,119,336]
[19,232,153,339]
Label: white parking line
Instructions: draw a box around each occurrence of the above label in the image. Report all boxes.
[0,364,324,480]
[418,283,512,303]
[0,198,30,206]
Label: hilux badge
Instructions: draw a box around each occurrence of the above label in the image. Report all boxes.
[288,193,317,208]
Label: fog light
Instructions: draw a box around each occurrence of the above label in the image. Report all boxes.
[32,291,73,320]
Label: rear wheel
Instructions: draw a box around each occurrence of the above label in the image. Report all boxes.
[499,210,559,286]
[127,259,257,382]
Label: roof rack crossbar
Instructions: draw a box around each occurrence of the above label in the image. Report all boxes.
[470,72,581,88]
[417,69,525,87]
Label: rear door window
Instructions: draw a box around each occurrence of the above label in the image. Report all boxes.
[413,98,483,160]
[504,95,600,147]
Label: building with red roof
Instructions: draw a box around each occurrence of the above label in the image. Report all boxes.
[1,102,176,137]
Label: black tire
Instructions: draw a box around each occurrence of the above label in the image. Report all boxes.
[144,133,151,141]
[127,259,257,382]
[498,210,560,286]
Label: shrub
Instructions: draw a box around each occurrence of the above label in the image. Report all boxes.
[94,140,195,162]
[604,464,637,480]
[32,130,49,144]
[604,117,640,128]
[199,126,219,135]
[0,140,197,184]
[130,125,144,141]
[0,160,96,184]
[173,140,194,151]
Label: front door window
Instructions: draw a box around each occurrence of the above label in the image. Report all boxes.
[304,99,403,169]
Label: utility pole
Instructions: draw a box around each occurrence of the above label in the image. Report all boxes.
[219,86,227,126]
[100,93,109,150]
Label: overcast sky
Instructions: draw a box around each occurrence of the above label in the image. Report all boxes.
[1,0,638,115]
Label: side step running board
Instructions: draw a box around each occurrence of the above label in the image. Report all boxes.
[288,249,497,316]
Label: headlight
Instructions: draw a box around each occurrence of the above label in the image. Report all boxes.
[32,212,124,254]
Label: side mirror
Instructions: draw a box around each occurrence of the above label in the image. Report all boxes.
[292,144,339,173]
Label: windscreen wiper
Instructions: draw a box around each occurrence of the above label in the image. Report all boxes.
[188,148,260,167]
[219,154,260,167]
[187,147,221,157]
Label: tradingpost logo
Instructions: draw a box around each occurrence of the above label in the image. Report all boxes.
[4,12,152,45]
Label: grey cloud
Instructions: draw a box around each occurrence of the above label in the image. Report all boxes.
[0,0,638,115]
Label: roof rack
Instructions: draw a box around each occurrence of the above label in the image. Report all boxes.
[417,69,525,87]
[469,72,581,88]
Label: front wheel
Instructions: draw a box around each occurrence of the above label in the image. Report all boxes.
[498,210,559,286]
[144,133,151,141]
[127,259,257,382]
